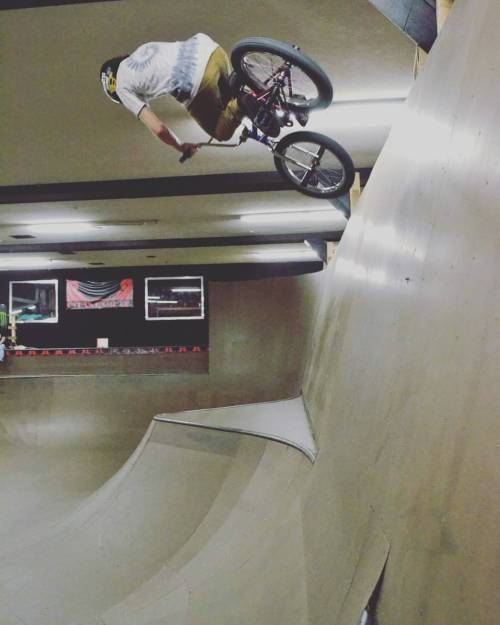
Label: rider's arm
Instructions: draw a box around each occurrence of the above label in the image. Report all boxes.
[138,107,198,155]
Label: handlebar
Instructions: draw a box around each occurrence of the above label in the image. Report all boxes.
[178,137,246,164]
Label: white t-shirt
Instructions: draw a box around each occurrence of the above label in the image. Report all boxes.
[116,33,219,117]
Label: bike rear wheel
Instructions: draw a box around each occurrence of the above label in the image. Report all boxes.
[274,131,355,199]
[231,37,333,111]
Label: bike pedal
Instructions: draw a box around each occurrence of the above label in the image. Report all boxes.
[238,92,260,119]
[295,110,309,127]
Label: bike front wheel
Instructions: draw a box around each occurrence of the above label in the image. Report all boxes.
[274,131,355,199]
[231,37,333,111]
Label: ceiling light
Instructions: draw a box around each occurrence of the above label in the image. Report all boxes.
[12,219,160,236]
[249,249,319,261]
[0,256,54,269]
[240,210,342,224]
[28,222,96,234]
[94,220,159,227]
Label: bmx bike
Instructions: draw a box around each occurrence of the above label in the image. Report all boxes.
[181,37,355,200]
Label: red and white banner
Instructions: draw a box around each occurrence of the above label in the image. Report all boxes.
[66,279,133,309]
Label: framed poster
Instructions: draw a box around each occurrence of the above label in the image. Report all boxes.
[145,276,204,320]
[9,279,58,323]
[66,279,133,309]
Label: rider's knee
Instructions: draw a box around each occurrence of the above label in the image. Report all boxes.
[213,126,234,142]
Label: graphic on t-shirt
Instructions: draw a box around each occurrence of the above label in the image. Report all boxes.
[169,36,200,103]
[126,44,160,72]
[116,34,218,115]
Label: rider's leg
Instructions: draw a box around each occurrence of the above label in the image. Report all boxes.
[188,47,243,141]
[238,93,281,138]
[214,98,242,141]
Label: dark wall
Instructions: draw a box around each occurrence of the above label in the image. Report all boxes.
[0,262,321,349]
[0,265,208,349]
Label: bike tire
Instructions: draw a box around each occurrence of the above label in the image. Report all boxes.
[274,131,355,199]
[231,37,333,110]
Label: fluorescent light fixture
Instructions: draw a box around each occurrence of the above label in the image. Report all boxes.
[0,256,54,268]
[153,300,178,304]
[8,219,159,234]
[250,248,319,261]
[240,210,340,224]
[28,222,96,234]
[171,287,202,293]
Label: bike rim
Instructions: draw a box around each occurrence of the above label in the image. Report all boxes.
[278,141,348,196]
[240,51,320,106]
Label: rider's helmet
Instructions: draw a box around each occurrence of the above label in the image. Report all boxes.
[99,56,128,103]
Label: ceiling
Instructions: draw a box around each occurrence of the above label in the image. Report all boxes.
[0,0,415,270]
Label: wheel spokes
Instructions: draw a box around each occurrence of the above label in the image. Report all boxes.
[242,51,319,104]
[282,141,346,195]
[300,169,313,187]
[315,145,326,160]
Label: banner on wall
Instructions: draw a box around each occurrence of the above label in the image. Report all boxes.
[66,279,134,310]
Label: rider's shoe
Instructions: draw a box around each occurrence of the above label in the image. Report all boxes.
[228,71,243,97]
[237,93,281,137]
[294,109,309,127]
[237,92,260,118]
[254,109,281,137]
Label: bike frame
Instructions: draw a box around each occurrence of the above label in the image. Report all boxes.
[191,125,318,177]
[182,61,317,177]
[254,62,295,104]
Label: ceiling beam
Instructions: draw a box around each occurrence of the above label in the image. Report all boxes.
[0,0,121,10]
[0,231,344,254]
[0,170,372,204]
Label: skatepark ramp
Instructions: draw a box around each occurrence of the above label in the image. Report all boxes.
[0,408,313,625]
[1,0,499,623]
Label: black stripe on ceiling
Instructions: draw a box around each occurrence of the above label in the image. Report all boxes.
[0,0,121,10]
[4,262,324,281]
[0,169,372,204]
[0,231,344,254]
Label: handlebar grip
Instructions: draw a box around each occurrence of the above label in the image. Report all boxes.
[179,150,191,164]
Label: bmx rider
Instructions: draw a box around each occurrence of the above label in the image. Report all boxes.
[100,32,257,159]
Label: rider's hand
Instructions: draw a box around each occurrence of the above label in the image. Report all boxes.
[179,142,200,158]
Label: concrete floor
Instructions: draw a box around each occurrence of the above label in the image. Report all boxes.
[0,1,499,623]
